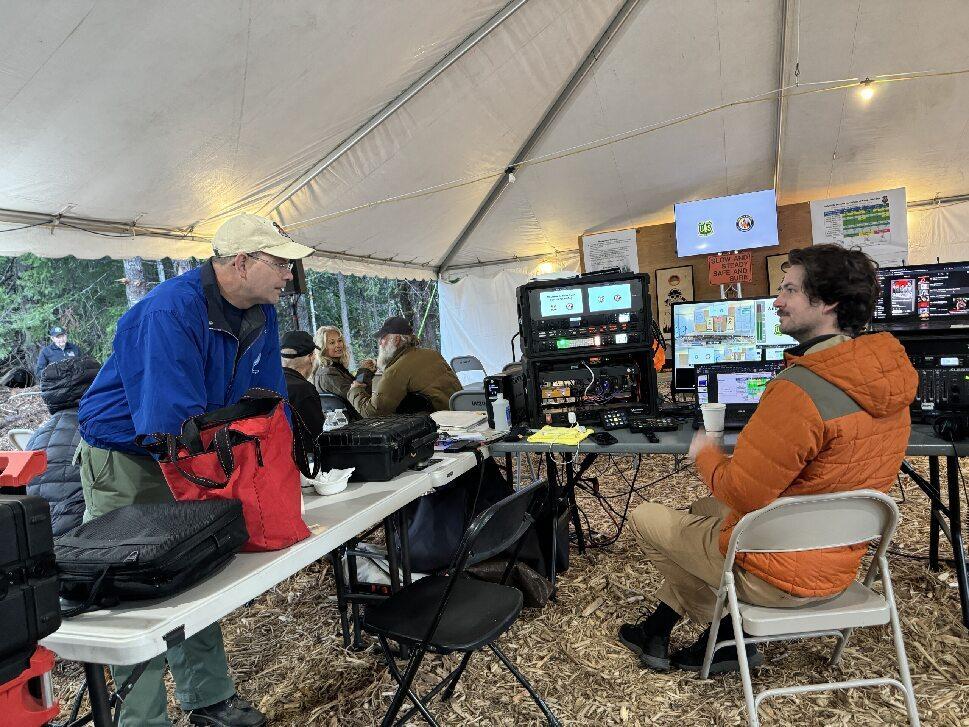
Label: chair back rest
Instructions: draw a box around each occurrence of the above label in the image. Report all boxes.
[450,355,486,374]
[396,391,434,415]
[727,489,899,564]
[319,393,360,421]
[448,389,487,412]
[454,479,547,571]
[7,428,35,451]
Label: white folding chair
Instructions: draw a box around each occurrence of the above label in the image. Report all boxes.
[7,428,35,451]
[450,355,487,387]
[701,489,919,727]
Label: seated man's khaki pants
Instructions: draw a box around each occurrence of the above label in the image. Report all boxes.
[630,496,825,624]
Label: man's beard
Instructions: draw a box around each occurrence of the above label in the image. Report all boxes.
[377,340,401,370]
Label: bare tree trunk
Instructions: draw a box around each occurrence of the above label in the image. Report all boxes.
[155,260,166,283]
[122,257,148,307]
[336,272,355,369]
[306,274,317,332]
[295,294,311,332]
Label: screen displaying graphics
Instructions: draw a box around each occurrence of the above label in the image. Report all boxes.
[674,189,780,257]
[874,262,969,326]
[717,371,773,405]
[539,288,584,318]
[672,297,796,391]
[587,283,632,313]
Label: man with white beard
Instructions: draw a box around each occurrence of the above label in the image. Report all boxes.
[349,316,461,417]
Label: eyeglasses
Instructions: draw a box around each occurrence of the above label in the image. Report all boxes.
[246,253,294,274]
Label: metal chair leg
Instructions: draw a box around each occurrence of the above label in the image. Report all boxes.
[488,643,561,726]
[726,577,759,727]
[378,636,438,727]
[700,586,728,679]
[880,558,921,727]
[829,627,852,667]
[440,651,474,701]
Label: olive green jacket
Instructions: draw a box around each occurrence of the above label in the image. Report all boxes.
[348,347,461,418]
[313,361,354,401]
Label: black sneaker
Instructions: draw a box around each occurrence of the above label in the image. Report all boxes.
[188,694,267,726]
[618,622,671,671]
[670,628,763,674]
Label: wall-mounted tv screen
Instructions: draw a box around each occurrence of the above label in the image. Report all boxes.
[671,296,797,392]
[674,189,780,257]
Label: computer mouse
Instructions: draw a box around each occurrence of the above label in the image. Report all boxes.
[591,431,618,446]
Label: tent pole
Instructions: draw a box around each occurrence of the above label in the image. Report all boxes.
[772,0,791,192]
[417,282,438,338]
[435,0,645,275]
[258,0,531,217]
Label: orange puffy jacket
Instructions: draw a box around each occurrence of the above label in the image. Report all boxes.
[695,332,918,597]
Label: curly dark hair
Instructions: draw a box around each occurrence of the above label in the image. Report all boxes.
[786,244,879,335]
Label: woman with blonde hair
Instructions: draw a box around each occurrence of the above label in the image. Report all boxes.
[313,325,375,401]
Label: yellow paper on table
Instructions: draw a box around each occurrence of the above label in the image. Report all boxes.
[526,425,592,446]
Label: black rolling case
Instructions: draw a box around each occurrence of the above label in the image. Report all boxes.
[55,499,249,616]
[317,415,438,481]
[0,495,61,684]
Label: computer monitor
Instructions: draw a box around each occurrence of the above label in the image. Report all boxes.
[695,361,783,423]
[671,296,797,392]
[873,261,969,329]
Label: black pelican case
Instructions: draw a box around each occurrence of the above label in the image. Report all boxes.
[316,415,438,481]
[0,495,61,684]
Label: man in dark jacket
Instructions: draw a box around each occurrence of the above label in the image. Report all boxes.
[35,326,82,379]
[25,356,101,536]
[280,330,324,448]
[78,213,314,727]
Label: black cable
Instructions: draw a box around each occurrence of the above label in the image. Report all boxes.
[60,222,133,238]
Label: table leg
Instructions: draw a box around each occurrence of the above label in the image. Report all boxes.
[545,453,559,597]
[346,540,364,650]
[383,517,401,593]
[398,511,412,587]
[330,548,352,647]
[504,453,515,489]
[566,456,586,555]
[83,663,112,727]
[929,457,941,571]
[945,455,969,629]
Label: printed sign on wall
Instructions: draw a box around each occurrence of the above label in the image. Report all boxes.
[708,251,753,285]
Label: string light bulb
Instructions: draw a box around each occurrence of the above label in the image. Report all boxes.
[536,260,554,275]
[858,77,875,101]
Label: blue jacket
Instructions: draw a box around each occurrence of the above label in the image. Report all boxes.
[78,261,287,455]
[36,341,82,379]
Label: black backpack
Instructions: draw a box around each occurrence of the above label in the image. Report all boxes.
[55,499,248,617]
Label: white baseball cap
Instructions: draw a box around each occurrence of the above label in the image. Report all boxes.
[212,214,314,260]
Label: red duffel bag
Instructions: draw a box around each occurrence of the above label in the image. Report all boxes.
[141,389,317,552]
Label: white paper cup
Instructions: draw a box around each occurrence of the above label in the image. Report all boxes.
[700,402,726,433]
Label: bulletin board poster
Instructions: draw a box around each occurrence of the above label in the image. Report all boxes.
[655,265,694,349]
[809,187,908,267]
[582,228,639,273]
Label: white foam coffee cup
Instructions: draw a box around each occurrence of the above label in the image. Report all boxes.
[700,402,727,433]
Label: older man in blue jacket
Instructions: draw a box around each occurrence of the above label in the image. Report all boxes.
[78,214,313,727]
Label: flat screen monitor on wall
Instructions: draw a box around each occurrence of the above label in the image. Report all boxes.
[670,296,797,392]
[674,189,780,257]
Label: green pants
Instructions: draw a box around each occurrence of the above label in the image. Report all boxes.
[79,442,236,727]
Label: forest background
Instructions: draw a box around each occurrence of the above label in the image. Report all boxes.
[0,255,440,374]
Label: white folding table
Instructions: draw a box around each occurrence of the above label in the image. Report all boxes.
[41,451,478,725]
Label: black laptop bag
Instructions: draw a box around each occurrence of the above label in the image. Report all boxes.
[55,499,248,616]
[0,495,62,684]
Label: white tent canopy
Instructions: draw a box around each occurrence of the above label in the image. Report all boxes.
[2,0,969,279]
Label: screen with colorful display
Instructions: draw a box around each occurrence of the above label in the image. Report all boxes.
[671,297,796,391]
[874,261,969,327]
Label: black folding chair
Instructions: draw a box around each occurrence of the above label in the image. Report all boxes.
[363,478,560,726]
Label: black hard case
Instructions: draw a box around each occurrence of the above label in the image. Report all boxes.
[0,495,61,685]
[55,499,248,612]
[317,415,438,481]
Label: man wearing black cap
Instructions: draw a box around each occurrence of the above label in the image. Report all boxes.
[349,316,461,417]
[280,330,324,447]
[35,325,83,379]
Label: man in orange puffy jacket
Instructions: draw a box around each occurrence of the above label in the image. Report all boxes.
[619,244,917,674]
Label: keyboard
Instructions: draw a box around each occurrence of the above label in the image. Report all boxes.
[629,416,680,433]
